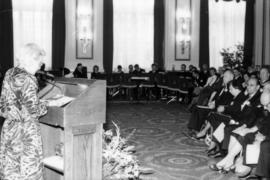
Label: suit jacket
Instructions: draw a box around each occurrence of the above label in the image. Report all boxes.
[234,76,244,87]
[236,90,262,127]
[214,86,233,107]
[256,110,270,138]
[223,92,247,120]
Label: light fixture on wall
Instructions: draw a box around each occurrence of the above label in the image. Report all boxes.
[176,9,191,55]
[76,0,94,59]
[175,0,191,60]
[78,14,93,54]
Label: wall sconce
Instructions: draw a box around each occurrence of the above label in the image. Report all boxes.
[175,0,191,60]
[76,0,94,59]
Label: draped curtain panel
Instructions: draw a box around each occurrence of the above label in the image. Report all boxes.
[12,0,53,69]
[154,0,165,70]
[113,0,154,72]
[103,0,114,73]
[199,0,209,69]
[243,0,254,68]
[0,0,13,74]
[52,0,66,70]
[209,0,246,68]
[254,0,270,66]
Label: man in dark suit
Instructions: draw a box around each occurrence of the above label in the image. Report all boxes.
[233,68,244,87]
[187,70,234,134]
[221,78,261,151]
[133,64,145,75]
[198,64,210,87]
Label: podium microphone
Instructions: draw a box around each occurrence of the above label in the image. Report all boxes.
[39,79,64,99]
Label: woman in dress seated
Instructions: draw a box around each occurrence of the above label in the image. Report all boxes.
[208,91,270,176]
[197,79,247,157]
[186,70,234,140]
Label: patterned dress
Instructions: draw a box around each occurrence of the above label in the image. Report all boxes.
[0,67,47,180]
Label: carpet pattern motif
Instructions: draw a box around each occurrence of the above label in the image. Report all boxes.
[106,103,238,180]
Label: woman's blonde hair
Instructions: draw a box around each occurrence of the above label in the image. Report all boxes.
[16,43,45,66]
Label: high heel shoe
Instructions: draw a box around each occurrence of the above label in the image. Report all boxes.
[208,151,224,158]
[220,168,229,174]
[221,165,235,174]
[209,164,222,172]
[195,132,206,140]
[206,146,216,155]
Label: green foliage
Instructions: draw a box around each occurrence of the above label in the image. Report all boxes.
[103,122,140,180]
[220,44,244,69]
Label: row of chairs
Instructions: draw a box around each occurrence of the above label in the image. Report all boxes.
[94,72,194,101]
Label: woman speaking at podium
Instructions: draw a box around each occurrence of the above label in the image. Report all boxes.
[0,43,48,180]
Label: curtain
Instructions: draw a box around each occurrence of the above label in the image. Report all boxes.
[13,0,53,69]
[243,0,254,68]
[254,0,270,66]
[0,0,13,74]
[103,0,113,73]
[113,0,154,72]
[52,0,65,71]
[199,0,209,69]
[209,0,246,68]
[154,0,164,70]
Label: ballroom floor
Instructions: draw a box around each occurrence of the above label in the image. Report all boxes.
[106,102,238,180]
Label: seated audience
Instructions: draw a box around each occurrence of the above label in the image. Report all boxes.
[116,65,124,74]
[233,68,244,86]
[91,65,100,79]
[259,67,270,87]
[188,65,195,72]
[133,64,145,75]
[73,63,87,78]
[187,70,234,138]
[208,87,269,179]
[149,63,159,74]
[198,64,210,87]
[204,67,218,87]
[35,63,54,89]
[190,67,223,109]
[128,64,134,74]
[242,71,250,89]
[203,79,259,157]
[180,64,187,72]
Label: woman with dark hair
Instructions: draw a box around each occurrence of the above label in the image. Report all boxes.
[195,79,247,157]
[91,65,100,79]
[73,63,87,78]
[187,70,234,136]
[116,65,123,74]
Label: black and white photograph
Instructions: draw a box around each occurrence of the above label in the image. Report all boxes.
[0,0,270,180]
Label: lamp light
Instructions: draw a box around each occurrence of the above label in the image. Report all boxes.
[176,8,191,55]
[76,0,94,59]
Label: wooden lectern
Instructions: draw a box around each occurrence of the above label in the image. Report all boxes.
[39,78,106,180]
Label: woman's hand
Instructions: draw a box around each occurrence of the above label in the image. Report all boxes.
[254,132,265,142]
[217,106,225,113]
[208,101,215,109]
[229,119,238,125]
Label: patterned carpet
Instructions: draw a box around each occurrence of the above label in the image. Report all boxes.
[106,102,239,180]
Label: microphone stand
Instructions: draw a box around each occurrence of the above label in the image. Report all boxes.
[39,79,64,99]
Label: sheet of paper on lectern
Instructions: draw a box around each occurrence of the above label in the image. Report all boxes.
[47,95,75,107]
[43,155,64,172]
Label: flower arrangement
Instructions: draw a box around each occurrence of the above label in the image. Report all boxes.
[220,43,244,69]
[102,122,140,180]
